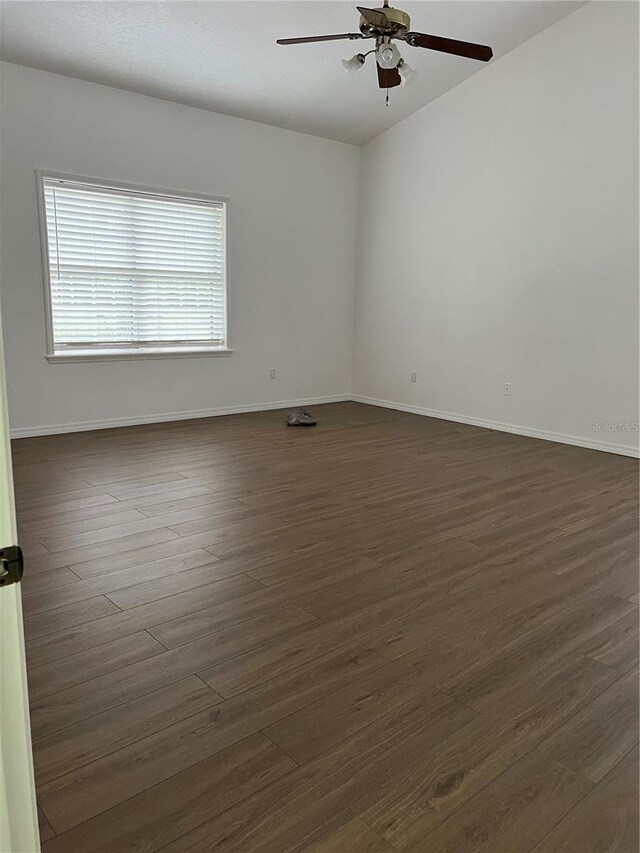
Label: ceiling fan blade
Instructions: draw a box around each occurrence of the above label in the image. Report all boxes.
[357,6,390,28]
[405,32,493,61]
[277,33,364,45]
[376,62,401,89]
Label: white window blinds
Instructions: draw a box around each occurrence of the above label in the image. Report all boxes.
[41,177,227,353]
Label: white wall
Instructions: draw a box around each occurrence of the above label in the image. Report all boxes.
[353,1,639,456]
[0,63,359,435]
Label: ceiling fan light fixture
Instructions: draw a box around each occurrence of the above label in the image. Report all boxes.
[376,41,401,69]
[342,53,366,73]
[398,58,416,86]
[276,4,493,95]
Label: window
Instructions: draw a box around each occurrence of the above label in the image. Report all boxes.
[39,174,229,360]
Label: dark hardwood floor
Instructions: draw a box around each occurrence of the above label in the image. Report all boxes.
[12,401,639,852]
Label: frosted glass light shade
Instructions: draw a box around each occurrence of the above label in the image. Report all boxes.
[398,60,417,86]
[342,54,365,74]
[376,42,401,69]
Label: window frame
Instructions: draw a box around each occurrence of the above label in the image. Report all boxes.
[36,170,232,362]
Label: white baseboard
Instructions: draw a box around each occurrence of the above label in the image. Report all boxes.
[10,395,351,439]
[351,395,640,459]
[11,393,639,458]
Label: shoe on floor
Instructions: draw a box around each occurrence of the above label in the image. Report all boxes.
[287,409,317,427]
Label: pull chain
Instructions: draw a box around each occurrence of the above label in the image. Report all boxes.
[386,87,389,106]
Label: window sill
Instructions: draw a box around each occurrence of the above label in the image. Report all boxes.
[46,348,234,363]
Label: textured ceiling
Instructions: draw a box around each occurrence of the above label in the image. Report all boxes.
[0,1,585,144]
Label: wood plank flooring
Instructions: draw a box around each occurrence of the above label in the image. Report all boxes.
[11,401,639,853]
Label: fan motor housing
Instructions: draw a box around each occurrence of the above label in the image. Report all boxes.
[359,5,410,36]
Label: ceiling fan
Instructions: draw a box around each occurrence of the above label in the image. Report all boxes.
[277,2,493,92]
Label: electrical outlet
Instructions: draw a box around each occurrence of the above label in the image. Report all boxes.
[410,372,417,383]
[504,382,512,396]
[269,368,276,380]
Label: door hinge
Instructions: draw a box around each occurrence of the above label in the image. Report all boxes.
[0,545,24,587]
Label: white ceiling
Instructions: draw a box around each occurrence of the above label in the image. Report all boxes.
[0,1,584,145]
